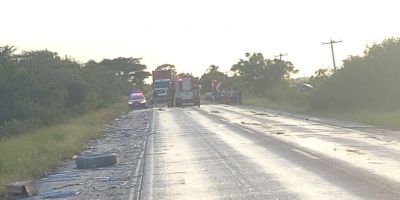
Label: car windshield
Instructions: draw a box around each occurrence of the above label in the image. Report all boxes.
[154,89,167,93]
[129,94,144,100]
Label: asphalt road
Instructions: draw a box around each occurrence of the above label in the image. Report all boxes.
[139,104,400,200]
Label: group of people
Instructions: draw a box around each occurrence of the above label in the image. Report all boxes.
[206,89,241,104]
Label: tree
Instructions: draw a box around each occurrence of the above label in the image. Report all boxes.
[155,64,177,76]
[177,72,192,77]
[0,46,16,64]
[310,68,331,84]
[100,57,151,88]
[309,37,400,110]
[231,53,297,94]
[0,46,134,137]
[200,65,227,92]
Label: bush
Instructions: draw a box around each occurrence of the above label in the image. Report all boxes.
[0,46,143,137]
[309,38,400,111]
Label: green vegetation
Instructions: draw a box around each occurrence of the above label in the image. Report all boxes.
[309,38,400,111]
[202,38,400,129]
[200,65,228,93]
[0,100,127,195]
[155,64,177,76]
[305,38,400,128]
[0,45,151,195]
[318,110,400,129]
[0,46,150,137]
[230,52,298,94]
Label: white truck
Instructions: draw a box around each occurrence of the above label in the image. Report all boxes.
[174,76,200,107]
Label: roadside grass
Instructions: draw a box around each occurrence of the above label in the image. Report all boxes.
[318,110,400,130]
[243,95,400,130]
[0,99,127,195]
[243,95,309,114]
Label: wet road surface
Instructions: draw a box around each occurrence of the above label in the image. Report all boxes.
[140,105,400,200]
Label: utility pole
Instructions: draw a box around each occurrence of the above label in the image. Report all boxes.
[322,39,342,73]
[274,53,288,61]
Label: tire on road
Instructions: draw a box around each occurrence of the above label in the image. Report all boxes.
[76,153,118,169]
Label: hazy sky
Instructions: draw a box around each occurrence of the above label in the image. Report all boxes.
[2,0,400,77]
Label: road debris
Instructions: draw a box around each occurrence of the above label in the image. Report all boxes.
[52,183,83,189]
[240,121,261,126]
[22,109,152,200]
[41,188,83,198]
[76,153,118,169]
[346,149,363,154]
[6,180,38,198]
[95,177,112,181]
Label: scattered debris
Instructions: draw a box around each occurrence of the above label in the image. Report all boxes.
[21,110,151,200]
[76,153,118,169]
[251,112,276,117]
[52,183,83,189]
[368,161,385,164]
[121,181,128,187]
[241,121,261,126]
[6,180,38,198]
[346,149,363,154]
[42,188,83,198]
[95,177,112,181]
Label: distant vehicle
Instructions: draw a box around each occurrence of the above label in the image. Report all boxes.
[152,88,168,104]
[192,77,201,107]
[152,70,174,107]
[297,83,313,93]
[153,88,168,97]
[174,76,200,107]
[128,93,148,110]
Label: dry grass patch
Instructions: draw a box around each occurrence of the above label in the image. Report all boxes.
[0,100,127,195]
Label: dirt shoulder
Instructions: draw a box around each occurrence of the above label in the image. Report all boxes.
[23,109,152,200]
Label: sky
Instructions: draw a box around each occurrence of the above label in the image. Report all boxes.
[2,0,400,78]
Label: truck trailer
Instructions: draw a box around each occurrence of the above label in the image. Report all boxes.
[174,75,200,107]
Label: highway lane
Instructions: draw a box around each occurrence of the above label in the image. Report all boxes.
[139,105,400,200]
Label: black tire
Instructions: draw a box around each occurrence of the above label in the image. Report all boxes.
[76,153,118,169]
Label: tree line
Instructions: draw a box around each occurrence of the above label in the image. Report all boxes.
[309,38,400,111]
[201,37,400,112]
[0,46,150,137]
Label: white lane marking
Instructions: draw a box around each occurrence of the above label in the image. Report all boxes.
[192,111,362,200]
[148,110,218,199]
[292,148,320,160]
[209,106,400,183]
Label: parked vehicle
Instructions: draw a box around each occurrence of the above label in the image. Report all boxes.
[152,70,174,107]
[128,93,148,110]
[192,77,201,107]
[174,75,200,107]
[152,88,168,104]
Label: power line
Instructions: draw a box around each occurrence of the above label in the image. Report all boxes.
[322,39,342,73]
[274,53,288,61]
